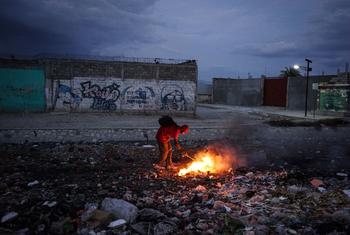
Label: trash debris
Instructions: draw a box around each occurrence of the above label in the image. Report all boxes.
[43,201,57,207]
[310,178,324,187]
[318,187,326,193]
[336,172,348,177]
[0,142,349,234]
[27,180,39,187]
[50,217,74,234]
[153,220,177,235]
[1,212,18,223]
[194,185,207,192]
[81,203,98,222]
[142,145,155,148]
[87,209,114,228]
[342,189,350,198]
[107,219,127,228]
[101,198,138,223]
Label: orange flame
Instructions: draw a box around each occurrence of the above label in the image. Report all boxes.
[178,144,237,176]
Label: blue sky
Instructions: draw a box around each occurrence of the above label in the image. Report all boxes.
[1,0,349,83]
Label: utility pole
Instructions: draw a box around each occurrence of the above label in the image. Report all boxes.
[346,62,349,84]
[304,58,312,117]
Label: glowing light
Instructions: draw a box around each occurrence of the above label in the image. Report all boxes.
[293,65,300,70]
[178,145,237,176]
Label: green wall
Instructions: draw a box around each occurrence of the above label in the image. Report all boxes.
[319,88,348,112]
[0,68,45,112]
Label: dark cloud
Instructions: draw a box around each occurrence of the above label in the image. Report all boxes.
[0,0,159,56]
[0,0,349,78]
[230,0,350,71]
[307,0,350,68]
[231,41,300,58]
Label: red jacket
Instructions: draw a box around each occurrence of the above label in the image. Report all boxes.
[156,125,181,143]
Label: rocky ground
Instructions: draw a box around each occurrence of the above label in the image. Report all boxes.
[1,140,350,235]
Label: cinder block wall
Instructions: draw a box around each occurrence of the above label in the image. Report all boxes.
[0,58,197,115]
[212,78,263,106]
[286,76,334,110]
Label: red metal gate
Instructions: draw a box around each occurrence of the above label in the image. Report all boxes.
[263,77,288,107]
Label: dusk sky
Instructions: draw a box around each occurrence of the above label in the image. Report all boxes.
[1,0,349,83]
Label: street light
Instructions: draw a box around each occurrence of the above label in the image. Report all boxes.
[293,58,312,117]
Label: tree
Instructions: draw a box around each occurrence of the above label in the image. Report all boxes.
[280,67,301,77]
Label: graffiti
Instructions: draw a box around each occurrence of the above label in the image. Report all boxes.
[54,78,194,112]
[80,81,120,111]
[161,85,186,111]
[57,84,81,110]
[122,86,155,108]
[320,89,348,112]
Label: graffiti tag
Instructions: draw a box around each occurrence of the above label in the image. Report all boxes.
[57,84,81,110]
[80,81,120,111]
[161,85,186,111]
[122,86,155,106]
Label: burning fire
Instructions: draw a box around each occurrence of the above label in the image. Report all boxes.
[178,145,237,176]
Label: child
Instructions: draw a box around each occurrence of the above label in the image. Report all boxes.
[154,116,189,169]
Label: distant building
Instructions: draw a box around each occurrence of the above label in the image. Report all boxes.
[197,83,212,103]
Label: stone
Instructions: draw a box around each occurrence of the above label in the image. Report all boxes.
[136,197,154,207]
[249,195,265,203]
[87,210,114,228]
[153,220,177,235]
[137,208,166,222]
[101,198,138,223]
[123,191,133,201]
[245,190,256,199]
[50,217,75,235]
[131,222,152,235]
[1,211,18,223]
[213,200,232,212]
[222,216,245,234]
[81,203,98,222]
[182,209,191,218]
[270,197,280,204]
[332,208,350,224]
[254,225,270,235]
[196,220,209,230]
[287,185,307,194]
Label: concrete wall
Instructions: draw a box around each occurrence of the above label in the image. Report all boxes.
[0,68,45,112]
[212,78,263,106]
[53,77,196,113]
[0,58,197,114]
[287,76,334,110]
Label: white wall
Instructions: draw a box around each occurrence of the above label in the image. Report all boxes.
[53,77,196,113]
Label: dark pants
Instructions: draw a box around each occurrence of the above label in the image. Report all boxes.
[157,141,173,167]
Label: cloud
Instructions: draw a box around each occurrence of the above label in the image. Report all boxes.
[0,0,160,56]
[232,41,299,58]
[228,0,350,73]
[306,0,350,68]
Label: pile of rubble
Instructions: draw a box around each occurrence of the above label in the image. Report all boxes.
[1,142,350,234]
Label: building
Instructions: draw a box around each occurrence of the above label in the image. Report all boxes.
[0,55,198,115]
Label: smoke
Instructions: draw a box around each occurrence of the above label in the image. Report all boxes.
[205,143,247,171]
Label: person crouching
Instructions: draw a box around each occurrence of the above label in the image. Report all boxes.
[154,116,189,170]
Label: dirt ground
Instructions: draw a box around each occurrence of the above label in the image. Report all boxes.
[1,108,350,234]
